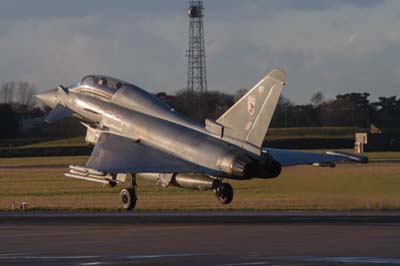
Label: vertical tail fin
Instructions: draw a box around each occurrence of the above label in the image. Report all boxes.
[217,68,287,147]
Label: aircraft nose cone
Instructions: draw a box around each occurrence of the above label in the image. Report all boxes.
[35,89,59,109]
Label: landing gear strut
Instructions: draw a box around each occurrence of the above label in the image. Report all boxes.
[215,182,233,204]
[120,175,137,210]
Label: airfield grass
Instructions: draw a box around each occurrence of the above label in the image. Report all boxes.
[265,127,358,140]
[20,137,87,148]
[0,154,400,211]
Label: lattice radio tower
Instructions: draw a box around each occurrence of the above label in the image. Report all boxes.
[186,1,207,94]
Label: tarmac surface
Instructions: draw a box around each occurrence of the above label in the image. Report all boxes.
[1,211,400,266]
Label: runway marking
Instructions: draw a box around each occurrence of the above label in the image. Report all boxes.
[0,253,31,257]
[307,257,400,264]
[261,256,400,265]
[216,262,270,266]
[0,255,100,260]
[123,253,203,259]
[0,253,202,262]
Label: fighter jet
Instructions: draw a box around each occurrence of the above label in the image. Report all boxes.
[36,69,368,210]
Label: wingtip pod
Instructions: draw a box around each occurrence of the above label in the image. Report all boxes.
[267,68,287,84]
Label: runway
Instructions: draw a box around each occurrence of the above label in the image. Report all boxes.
[1,211,400,266]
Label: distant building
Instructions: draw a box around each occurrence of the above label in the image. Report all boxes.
[355,132,400,153]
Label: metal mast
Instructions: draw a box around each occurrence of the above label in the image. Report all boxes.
[186,0,207,94]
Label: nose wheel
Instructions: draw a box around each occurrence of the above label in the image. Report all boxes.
[120,175,137,210]
[215,183,233,204]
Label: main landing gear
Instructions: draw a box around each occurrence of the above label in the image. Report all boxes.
[118,175,234,210]
[120,175,137,210]
[214,182,233,204]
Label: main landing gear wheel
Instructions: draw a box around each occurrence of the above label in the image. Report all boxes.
[215,183,233,205]
[120,175,137,210]
[120,188,136,210]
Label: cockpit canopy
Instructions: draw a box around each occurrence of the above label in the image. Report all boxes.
[79,75,126,99]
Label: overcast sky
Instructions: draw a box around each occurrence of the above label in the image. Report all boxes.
[0,0,399,103]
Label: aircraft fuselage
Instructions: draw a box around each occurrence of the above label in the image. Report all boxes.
[64,90,280,179]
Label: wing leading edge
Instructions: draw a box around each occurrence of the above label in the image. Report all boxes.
[263,148,368,167]
[86,133,217,175]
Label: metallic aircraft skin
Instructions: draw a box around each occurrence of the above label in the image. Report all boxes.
[36,70,368,209]
[70,92,258,177]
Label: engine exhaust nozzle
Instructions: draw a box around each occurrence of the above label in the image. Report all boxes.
[218,151,282,179]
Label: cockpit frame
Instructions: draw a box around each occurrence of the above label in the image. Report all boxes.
[78,75,126,100]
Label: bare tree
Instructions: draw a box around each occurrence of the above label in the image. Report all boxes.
[310,91,325,107]
[0,82,16,104]
[0,81,37,110]
[15,82,37,110]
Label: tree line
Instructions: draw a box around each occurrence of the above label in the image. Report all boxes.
[270,92,400,129]
[159,89,400,130]
[0,82,42,139]
[0,80,400,139]
[0,81,38,111]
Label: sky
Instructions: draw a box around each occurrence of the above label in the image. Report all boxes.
[0,0,399,104]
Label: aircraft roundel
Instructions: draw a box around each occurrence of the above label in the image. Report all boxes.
[247,96,256,116]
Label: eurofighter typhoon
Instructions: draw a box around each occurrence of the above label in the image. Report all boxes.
[36,69,368,210]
